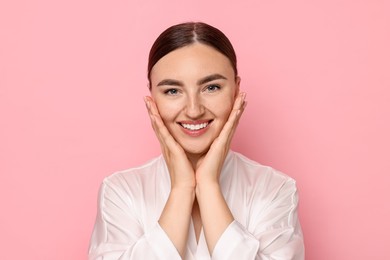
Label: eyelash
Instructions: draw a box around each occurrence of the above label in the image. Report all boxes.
[164,89,179,95]
[163,84,221,96]
[204,84,221,92]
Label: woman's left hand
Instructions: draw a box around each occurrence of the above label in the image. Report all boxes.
[194,92,246,253]
[195,92,247,185]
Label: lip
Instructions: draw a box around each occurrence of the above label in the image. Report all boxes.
[178,120,213,137]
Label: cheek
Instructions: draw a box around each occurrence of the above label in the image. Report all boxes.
[154,99,179,124]
[212,95,235,121]
[219,105,233,121]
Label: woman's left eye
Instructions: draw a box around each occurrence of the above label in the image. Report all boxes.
[205,84,221,92]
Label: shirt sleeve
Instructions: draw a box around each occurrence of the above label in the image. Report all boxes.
[88,179,181,260]
[212,178,304,260]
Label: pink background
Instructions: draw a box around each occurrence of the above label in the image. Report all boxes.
[1,0,389,259]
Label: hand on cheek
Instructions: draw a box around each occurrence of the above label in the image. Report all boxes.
[143,92,247,188]
[193,92,246,253]
[144,96,196,189]
[195,92,247,185]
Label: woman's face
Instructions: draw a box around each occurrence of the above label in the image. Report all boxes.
[150,43,240,157]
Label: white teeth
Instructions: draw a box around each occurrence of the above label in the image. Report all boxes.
[182,122,208,130]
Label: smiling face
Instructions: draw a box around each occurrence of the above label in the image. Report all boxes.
[150,43,240,158]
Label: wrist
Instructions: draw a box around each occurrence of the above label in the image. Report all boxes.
[171,180,196,190]
[195,180,220,198]
[170,186,196,201]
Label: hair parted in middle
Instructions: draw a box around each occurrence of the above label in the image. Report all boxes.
[147,22,238,85]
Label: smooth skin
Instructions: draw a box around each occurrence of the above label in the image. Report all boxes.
[144,43,247,258]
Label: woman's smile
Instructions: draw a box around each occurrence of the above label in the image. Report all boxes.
[150,43,239,155]
[178,120,213,137]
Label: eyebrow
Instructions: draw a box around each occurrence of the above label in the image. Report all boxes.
[156,74,227,87]
[197,74,227,85]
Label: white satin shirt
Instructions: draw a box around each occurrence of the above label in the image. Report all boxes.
[89,151,304,259]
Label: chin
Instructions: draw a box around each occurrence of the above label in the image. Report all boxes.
[173,130,219,157]
[181,142,211,157]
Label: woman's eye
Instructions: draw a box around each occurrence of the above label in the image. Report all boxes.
[164,89,178,95]
[205,84,221,92]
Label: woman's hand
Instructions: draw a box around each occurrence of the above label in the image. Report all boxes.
[194,92,247,253]
[195,92,247,185]
[144,96,196,258]
[144,96,196,190]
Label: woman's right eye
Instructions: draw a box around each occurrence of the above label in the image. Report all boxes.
[164,89,179,95]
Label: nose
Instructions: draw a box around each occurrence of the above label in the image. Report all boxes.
[184,94,205,119]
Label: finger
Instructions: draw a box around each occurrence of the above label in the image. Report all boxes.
[144,96,162,138]
[147,98,177,146]
[217,92,247,145]
[144,96,167,138]
[144,96,181,153]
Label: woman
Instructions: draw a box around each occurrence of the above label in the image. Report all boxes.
[89,22,304,259]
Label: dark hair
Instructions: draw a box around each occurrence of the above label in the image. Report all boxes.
[147,22,237,84]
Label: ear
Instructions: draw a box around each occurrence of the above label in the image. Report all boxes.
[235,76,241,96]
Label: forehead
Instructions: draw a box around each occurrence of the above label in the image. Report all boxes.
[150,43,235,84]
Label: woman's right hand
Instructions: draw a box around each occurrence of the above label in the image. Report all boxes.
[144,96,196,190]
[145,96,195,258]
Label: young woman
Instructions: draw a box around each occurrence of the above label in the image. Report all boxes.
[89,22,304,260]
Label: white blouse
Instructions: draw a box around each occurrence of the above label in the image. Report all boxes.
[89,151,304,259]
